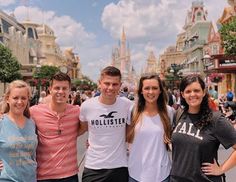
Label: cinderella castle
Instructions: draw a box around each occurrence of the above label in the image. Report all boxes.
[111,28,136,88]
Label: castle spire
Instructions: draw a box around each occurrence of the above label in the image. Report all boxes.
[121,26,126,41]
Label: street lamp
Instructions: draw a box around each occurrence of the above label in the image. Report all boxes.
[36,64,41,72]
[60,65,68,74]
[202,54,211,85]
[202,54,211,70]
[170,67,174,73]
[35,64,41,104]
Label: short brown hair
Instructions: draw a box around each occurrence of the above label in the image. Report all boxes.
[100,66,122,80]
[50,72,71,86]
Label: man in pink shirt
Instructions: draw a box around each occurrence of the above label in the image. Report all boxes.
[30,72,80,182]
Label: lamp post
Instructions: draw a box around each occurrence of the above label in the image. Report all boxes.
[169,65,175,89]
[60,65,68,74]
[202,54,211,86]
[35,64,41,104]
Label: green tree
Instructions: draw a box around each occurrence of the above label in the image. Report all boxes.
[32,65,59,91]
[73,76,97,91]
[219,17,236,55]
[0,44,22,91]
[33,65,59,79]
[165,64,183,89]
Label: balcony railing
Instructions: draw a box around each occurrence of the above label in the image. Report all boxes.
[183,39,206,51]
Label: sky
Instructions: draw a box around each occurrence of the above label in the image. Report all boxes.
[0,0,229,81]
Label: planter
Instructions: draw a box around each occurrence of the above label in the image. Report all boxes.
[209,73,224,83]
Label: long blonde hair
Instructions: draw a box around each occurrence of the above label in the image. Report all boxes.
[1,80,32,118]
[126,74,171,143]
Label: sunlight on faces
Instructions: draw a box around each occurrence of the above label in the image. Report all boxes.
[181,82,206,113]
[6,87,29,116]
[49,80,70,104]
[141,79,161,104]
[99,75,121,100]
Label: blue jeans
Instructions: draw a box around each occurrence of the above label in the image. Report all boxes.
[129,176,170,182]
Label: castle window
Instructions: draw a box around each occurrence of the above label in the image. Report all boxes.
[28,27,34,39]
[212,45,218,54]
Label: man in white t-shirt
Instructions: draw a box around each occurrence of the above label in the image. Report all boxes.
[79,66,133,182]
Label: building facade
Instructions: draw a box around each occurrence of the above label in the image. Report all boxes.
[182,0,211,76]
[145,51,158,73]
[36,24,65,67]
[158,44,186,76]
[206,0,236,96]
[33,23,81,80]
[0,11,42,95]
[64,48,81,80]
[0,9,83,96]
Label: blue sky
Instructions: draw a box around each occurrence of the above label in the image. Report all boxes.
[0,0,229,81]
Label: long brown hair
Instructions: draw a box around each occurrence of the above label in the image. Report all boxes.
[1,80,31,118]
[126,73,171,143]
[180,74,212,128]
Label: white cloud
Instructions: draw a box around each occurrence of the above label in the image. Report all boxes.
[102,0,228,42]
[0,0,15,7]
[102,0,187,42]
[101,0,228,74]
[77,44,112,80]
[13,6,96,46]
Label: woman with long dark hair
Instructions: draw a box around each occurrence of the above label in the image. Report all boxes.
[170,74,236,182]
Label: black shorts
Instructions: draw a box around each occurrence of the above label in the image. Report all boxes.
[37,174,78,182]
[82,167,128,182]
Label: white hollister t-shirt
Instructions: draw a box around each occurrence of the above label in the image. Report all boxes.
[128,106,174,182]
[79,96,133,169]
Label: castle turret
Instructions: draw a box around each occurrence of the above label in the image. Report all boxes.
[111,27,133,86]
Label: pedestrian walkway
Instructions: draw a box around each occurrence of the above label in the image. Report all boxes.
[77,133,87,181]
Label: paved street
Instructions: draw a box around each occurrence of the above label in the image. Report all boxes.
[218,146,235,182]
[77,133,236,182]
[77,133,88,181]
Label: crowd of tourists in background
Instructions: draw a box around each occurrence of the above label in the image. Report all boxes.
[0,66,235,182]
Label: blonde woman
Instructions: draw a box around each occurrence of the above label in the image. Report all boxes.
[127,74,174,182]
[0,80,37,182]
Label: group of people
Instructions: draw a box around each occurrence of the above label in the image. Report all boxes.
[0,66,235,182]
